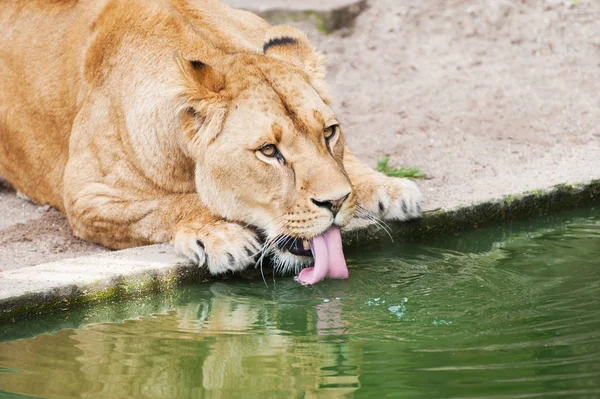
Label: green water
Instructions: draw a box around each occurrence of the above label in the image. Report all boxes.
[1,207,600,399]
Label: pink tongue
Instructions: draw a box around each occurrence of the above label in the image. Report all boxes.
[323,227,349,279]
[297,226,348,285]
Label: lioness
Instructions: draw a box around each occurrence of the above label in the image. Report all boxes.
[0,0,421,281]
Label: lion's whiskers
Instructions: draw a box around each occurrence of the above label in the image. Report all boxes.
[355,204,395,243]
[235,214,288,265]
[255,223,287,287]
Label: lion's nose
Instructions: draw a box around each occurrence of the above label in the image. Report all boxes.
[311,192,350,217]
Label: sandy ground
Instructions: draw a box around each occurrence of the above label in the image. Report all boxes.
[0,180,104,271]
[311,0,600,208]
[1,0,599,270]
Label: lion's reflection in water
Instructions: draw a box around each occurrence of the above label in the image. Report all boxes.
[0,284,361,398]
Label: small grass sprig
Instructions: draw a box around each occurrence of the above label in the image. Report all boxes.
[376,156,427,179]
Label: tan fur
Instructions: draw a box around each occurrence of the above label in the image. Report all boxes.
[0,0,422,274]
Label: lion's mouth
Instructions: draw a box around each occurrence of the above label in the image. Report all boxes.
[277,227,349,285]
[277,237,313,257]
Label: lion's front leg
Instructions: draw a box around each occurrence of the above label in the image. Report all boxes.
[64,185,263,274]
[344,149,422,223]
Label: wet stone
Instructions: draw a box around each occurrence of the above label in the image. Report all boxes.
[222,0,368,32]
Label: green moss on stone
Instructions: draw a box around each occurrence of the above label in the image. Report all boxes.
[0,265,206,323]
[344,180,600,247]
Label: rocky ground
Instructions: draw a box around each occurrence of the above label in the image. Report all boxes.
[1,0,599,270]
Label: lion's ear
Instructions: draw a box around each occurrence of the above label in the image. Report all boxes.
[172,55,226,105]
[172,55,228,153]
[263,25,331,104]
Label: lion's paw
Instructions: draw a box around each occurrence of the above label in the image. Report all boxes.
[173,221,262,275]
[355,176,422,222]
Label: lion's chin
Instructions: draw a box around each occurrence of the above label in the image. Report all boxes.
[271,249,313,275]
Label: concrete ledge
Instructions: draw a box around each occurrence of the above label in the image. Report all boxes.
[1,179,599,323]
[222,0,368,32]
[0,245,200,322]
[346,180,600,247]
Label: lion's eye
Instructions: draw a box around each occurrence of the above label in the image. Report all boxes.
[258,144,286,164]
[324,125,338,141]
[260,144,277,157]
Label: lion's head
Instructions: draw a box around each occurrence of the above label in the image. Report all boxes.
[172,26,356,273]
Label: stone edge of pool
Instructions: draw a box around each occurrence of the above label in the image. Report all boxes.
[344,179,600,247]
[1,179,599,323]
[0,245,203,323]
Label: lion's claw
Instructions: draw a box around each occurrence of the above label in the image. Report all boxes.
[173,221,263,274]
[354,176,422,222]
